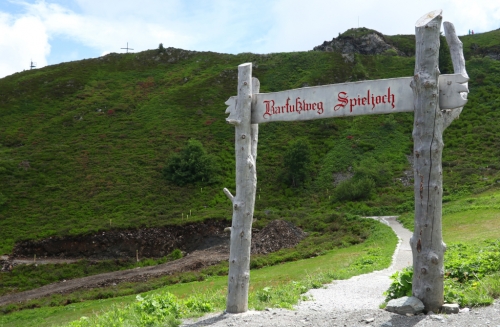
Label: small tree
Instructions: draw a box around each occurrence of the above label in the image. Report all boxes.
[283,138,312,187]
[163,139,217,186]
[158,43,165,53]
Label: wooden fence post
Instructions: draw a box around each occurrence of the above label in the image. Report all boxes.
[223,63,259,313]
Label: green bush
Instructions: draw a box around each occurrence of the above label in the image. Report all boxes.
[384,240,500,307]
[283,138,312,187]
[383,48,398,56]
[354,157,393,187]
[163,139,218,186]
[384,266,413,302]
[334,177,375,201]
[167,249,183,261]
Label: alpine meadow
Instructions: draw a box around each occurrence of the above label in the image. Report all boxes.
[1,26,500,326]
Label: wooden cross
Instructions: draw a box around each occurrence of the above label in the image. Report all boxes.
[121,42,134,53]
[30,60,36,70]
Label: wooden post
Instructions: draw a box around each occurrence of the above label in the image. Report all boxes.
[410,9,444,313]
[223,63,259,313]
[410,10,468,313]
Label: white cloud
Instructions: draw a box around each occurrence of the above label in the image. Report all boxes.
[256,0,500,53]
[1,0,500,78]
[0,11,50,77]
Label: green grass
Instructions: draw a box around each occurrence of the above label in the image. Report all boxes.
[1,29,500,255]
[0,219,397,327]
[398,188,500,244]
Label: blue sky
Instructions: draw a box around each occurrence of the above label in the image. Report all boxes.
[1,0,499,78]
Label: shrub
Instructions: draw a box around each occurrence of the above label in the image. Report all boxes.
[163,139,218,186]
[283,138,312,187]
[384,266,413,302]
[167,249,183,261]
[383,48,398,56]
[334,176,375,201]
[158,43,165,53]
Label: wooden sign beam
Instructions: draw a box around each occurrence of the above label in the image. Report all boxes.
[225,74,467,124]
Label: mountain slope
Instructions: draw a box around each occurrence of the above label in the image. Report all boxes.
[1,29,500,254]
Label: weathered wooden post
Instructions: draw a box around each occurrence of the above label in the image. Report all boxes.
[223,63,260,313]
[410,10,468,312]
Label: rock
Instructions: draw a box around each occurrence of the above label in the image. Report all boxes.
[385,296,425,315]
[459,307,470,313]
[441,303,460,314]
[380,323,392,327]
[362,317,374,323]
[313,29,404,56]
[429,314,444,322]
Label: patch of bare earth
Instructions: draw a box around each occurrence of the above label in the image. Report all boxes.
[0,219,306,307]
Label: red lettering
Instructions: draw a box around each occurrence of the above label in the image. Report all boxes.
[388,87,395,108]
[296,97,303,113]
[350,98,357,112]
[263,100,274,118]
[317,102,324,114]
[303,100,310,111]
[335,92,348,111]
[362,97,367,105]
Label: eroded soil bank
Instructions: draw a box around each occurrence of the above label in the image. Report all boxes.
[0,220,308,307]
[11,220,231,260]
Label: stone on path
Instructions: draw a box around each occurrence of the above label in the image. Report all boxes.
[385,296,424,315]
[441,303,460,314]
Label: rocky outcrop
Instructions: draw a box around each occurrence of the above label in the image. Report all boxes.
[314,28,403,56]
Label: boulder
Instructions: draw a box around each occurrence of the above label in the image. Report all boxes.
[441,303,460,314]
[385,296,425,315]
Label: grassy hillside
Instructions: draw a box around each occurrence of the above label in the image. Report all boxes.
[1,29,500,254]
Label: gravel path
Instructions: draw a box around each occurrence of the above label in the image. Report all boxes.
[181,217,500,327]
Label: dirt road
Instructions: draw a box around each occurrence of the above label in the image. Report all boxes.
[0,250,227,307]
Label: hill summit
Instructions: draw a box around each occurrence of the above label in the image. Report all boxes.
[313,27,404,56]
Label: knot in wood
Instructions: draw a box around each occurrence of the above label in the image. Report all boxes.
[234,203,239,210]
[241,134,246,139]
[421,267,427,274]
[430,254,439,264]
